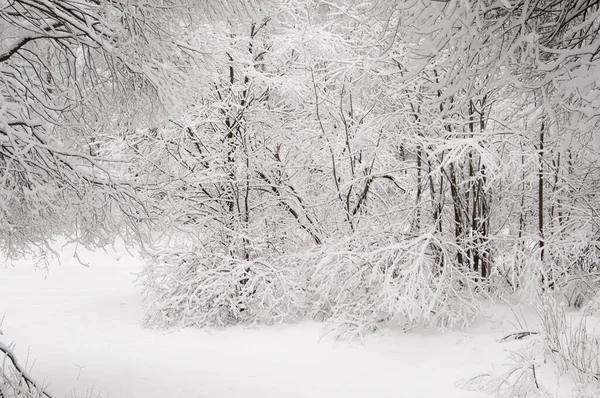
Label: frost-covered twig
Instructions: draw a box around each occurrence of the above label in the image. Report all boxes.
[0,341,53,398]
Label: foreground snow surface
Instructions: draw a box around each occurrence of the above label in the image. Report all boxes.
[1,244,523,398]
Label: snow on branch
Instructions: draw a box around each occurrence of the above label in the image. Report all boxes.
[0,341,53,398]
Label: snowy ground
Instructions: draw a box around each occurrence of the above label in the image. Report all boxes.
[0,242,546,398]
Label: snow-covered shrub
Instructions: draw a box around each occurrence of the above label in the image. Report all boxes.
[583,290,600,317]
[140,245,309,328]
[490,230,600,311]
[0,340,52,398]
[558,241,600,309]
[141,226,484,333]
[465,297,600,397]
[537,297,600,389]
[462,339,547,397]
[307,230,482,335]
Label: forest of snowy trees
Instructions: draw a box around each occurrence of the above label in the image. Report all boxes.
[1,0,600,395]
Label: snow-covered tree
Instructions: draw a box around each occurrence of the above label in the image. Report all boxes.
[136,0,600,334]
[0,0,206,394]
[0,0,209,255]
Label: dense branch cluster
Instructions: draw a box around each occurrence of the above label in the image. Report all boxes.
[0,0,599,388]
[0,0,197,254]
[129,0,600,336]
[1,0,600,395]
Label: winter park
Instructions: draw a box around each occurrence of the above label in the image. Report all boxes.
[1,0,600,397]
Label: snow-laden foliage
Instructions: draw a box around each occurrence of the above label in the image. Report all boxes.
[1,1,600,381]
[142,244,309,328]
[0,0,200,255]
[538,298,600,387]
[2,0,600,395]
[141,228,482,334]
[0,340,52,398]
[305,230,482,333]
[464,297,600,397]
[135,0,600,337]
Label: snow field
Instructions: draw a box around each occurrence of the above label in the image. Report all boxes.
[0,243,542,398]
